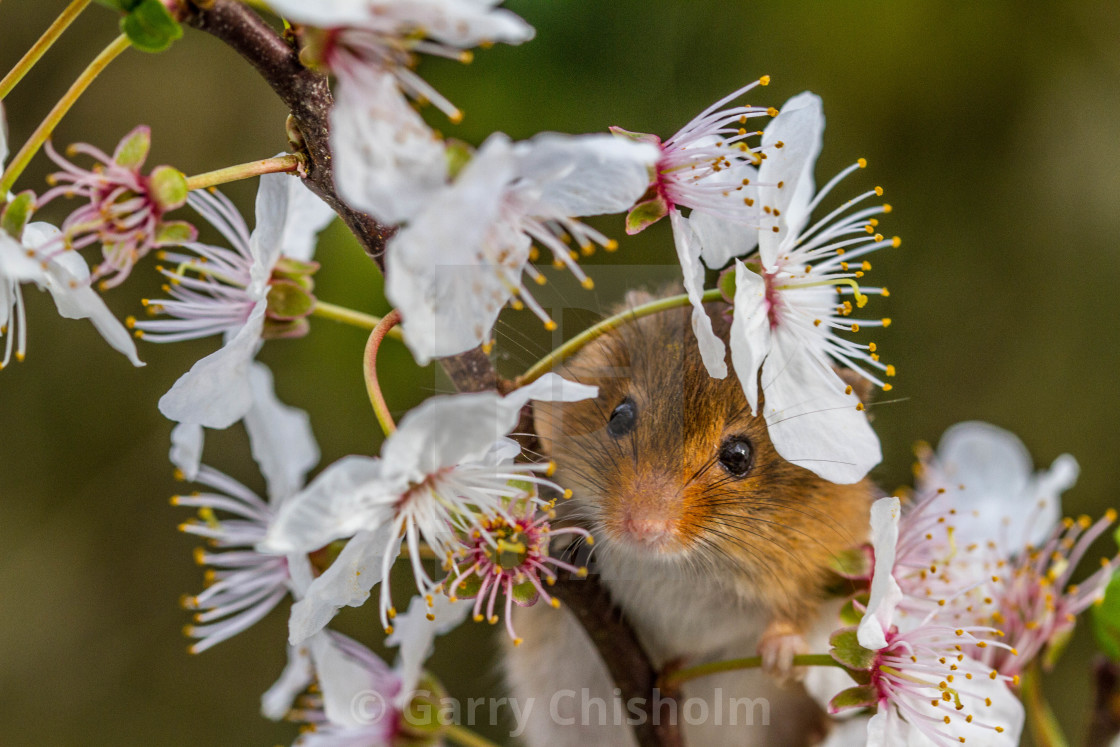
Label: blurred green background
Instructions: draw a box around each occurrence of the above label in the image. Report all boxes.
[2,0,1119,744]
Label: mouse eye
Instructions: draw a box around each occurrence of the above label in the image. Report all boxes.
[718,437,754,478]
[607,398,637,437]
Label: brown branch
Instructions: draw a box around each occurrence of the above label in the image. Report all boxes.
[182,0,392,266]
[179,4,678,744]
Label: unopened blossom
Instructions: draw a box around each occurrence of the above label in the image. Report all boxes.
[37,126,196,288]
[893,422,1114,675]
[385,131,658,364]
[831,497,1025,747]
[172,363,319,653]
[267,0,534,224]
[262,373,597,641]
[725,92,896,484]
[135,172,335,429]
[447,499,590,645]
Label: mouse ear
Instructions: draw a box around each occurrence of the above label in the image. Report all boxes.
[622,289,656,310]
[833,366,875,406]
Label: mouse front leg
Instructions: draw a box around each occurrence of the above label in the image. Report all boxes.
[758,617,810,683]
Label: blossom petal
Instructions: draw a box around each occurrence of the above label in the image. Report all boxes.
[332,72,448,226]
[263,455,400,553]
[169,423,203,481]
[397,0,535,47]
[931,421,1078,549]
[386,594,471,704]
[157,302,265,428]
[729,260,771,414]
[269,171,336,263]
[762,331,881,483]
[670,210,727,378]
[858,497,902,650]
[383,373,596,481]
[311,633,387,729]
[261,643,314,721]
[687,163,761,269]
[817,716,873,747]
[514,133,659,216]
[758,92,824,266]
[288,525,402,644]
[385,134,517,364]
[245,363,320,504]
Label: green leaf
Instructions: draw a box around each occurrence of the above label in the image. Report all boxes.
[829,685,877,713]
[120,0,183,54]
[148,166,188,210]
[625,196,668,235]
[1092,569,1120,661]
[829,628,876,670]
[1,191,36,240]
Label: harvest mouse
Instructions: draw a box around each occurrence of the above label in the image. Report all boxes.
[503,296,874,746]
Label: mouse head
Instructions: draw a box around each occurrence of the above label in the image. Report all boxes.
[533,303,873,595]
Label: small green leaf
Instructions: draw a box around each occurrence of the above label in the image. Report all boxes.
[625,196,668,235]
[113,126,150,169]
[1,191,36,240]
[154,220,196,245]
[829,685,877,713]
[1092,569,1120,661]
[120,0,183,54]
[149,165,188,210]
[829,628,876,670]
[266,280,315,321]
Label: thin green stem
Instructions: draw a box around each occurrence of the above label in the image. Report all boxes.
[0,33,131,196]
[311,300,403,340]
[0,0,91,100]
[662,654,842,689]
[185,154,303,191]
[1021,661,1069,747]
[443,723,502,747]
[517,288,725,386]
[364,309,401,437]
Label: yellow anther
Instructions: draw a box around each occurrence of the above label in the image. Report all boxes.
[886,364,896,376]
[544,319,558,331]
[882,318,892,327]
[891,236,902,248]
[550,598,561,609]
[449,110,464,125]
[759,75,771,86]
[605,239,619,251]
[581,277,595,290]
[767,107,779,117]
[857,158,868,168]
[874,186,884,196]
[882,383,893,392]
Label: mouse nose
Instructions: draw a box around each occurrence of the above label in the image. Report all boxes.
[608,471,684,551]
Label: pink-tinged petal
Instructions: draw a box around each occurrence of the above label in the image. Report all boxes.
[514,133,659,217]
[385,134,518,364]
[331,72,448,225]
[858,497,902,650]
[671,210,727,378]
[386,594,471,703]
[310,633,392,730]
[245,363,320,504]
[37,241,144,367]
[169,423,204,481]
[263,455,400,553]
[761,331,881,483]
[729,260,771,414]
[157,302,265,427]
[261,643,314,721]
[287,525,402,645]
[758,92,824,267]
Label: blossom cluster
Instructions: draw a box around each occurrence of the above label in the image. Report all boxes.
[815,422,1118,746]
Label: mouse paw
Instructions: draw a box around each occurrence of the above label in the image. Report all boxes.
[759,621,808,684]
